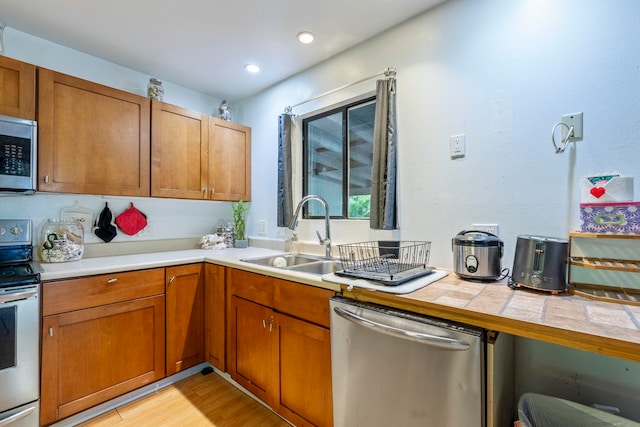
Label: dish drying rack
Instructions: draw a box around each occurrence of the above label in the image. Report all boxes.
[336,241,434,286]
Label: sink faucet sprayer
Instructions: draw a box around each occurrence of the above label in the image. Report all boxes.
[289,195,332,258]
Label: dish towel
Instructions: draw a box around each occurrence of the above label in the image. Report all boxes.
[94,202,117,242]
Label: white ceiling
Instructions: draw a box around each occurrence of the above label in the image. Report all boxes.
[0,0,445,101]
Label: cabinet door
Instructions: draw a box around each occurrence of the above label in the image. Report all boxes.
[274,278,333,328]
[208,117,251,201]
[41,295,165,425]
[0,56,35,120]
[277,313,333,427]
[228,296,278,407]
[205,263,226,371]
[151,100,208,199]
[165,264,205,375]
[37,68,151,196]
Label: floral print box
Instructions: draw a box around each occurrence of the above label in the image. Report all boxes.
[579,202,640,234]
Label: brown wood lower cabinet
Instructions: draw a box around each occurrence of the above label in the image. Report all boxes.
[165,264,205,375]
[41,269,166,426]
[41,264,333,426]
[227,268,334,427]
[277,313,332,427]
[205,263,226,371]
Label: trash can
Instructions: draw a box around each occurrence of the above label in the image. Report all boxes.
[517,393,640,427]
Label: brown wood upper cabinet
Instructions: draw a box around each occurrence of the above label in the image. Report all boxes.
[208,117,251,201]
[37,68,151,196]
[0,56,36,120]
[151,100,251,201]
[151,101,208,199]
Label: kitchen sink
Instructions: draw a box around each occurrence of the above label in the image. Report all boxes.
[288,260,343,275]
[240,253,342,275]
[240,253,321,267]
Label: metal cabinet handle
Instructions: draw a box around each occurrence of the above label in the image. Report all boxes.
[333,306,471,351]
[0,405,36,427]
[107,278,118,284]
[262,319,266,329]
[203,186,208,196]
[168,276,176,284]
[49,327,54,337]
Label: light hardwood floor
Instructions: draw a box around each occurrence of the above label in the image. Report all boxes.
[78,372,291,427]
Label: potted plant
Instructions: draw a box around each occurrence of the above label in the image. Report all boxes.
[232,199,249,248]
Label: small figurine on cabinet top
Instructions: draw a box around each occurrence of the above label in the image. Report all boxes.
[218,100,231,121]
[147,78,164,101]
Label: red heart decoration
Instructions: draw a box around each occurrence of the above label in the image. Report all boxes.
[590,187,606,198]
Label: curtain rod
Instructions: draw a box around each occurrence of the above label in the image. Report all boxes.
[284,67,396,114]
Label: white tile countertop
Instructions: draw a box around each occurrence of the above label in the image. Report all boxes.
[38,246,640,363]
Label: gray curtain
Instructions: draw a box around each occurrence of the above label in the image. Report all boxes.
[370,76,398,230]
[277,113,294,227]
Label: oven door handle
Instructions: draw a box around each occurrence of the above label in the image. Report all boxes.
[0,289,38,304]
[0,405,36,427]
[333,306,471,351]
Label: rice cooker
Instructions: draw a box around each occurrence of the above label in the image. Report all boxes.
[452,230,504,281]
[511,235,569,293]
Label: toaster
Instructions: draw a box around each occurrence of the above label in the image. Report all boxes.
[511,235,569,294]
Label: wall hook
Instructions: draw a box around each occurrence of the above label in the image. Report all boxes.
[551,112,584,154]
[551,122,574,153]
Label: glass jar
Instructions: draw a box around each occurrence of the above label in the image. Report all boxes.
[41,219,84,262]
[147,78,164,101]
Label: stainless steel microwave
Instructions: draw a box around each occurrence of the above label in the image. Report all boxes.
[0,115,37,194]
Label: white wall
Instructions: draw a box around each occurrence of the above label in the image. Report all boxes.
[3,0,640,418]
[1,28,234,246]
[236,0,640,269]
[234,0,640,419]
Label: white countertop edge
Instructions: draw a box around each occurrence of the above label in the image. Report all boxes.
[38,247,342,291]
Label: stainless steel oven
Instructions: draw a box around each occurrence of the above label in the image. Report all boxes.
[0,115,37,194]
[0,219,40,426]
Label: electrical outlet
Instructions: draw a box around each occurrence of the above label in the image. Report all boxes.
[257,220,267,236]
[472,223,499,236]
[450,134,466,158]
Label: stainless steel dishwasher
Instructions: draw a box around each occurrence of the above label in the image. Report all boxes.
[330,296,486,427]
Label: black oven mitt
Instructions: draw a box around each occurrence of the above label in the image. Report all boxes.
[94,202,117,242]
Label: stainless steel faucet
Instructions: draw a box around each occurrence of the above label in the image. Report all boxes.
[289,195,332,258]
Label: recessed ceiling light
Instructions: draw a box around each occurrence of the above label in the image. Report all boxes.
[297,31,314,44]
[245,64,260,73]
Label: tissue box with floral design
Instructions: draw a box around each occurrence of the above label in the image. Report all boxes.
[579,202,640,234]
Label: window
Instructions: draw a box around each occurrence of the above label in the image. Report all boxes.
[302,97,376,219]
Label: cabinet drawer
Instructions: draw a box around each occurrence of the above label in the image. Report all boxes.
[43,268,165,315]
[228,268,273,307]
[274,279,334,328]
